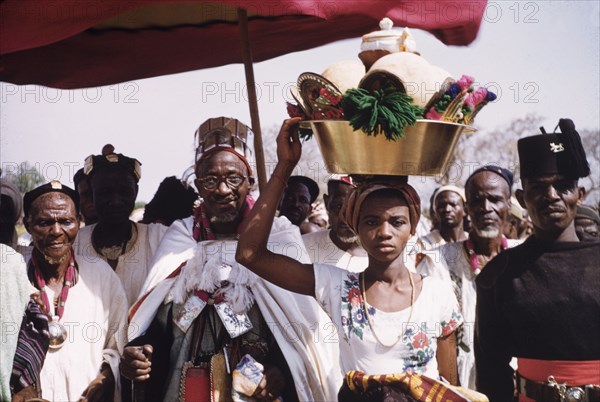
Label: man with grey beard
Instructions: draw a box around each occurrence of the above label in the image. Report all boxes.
[435,165,521,389]
[302,176,368,272]
[120,117,302,402]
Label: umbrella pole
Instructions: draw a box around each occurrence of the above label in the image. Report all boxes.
[238,8,267,192]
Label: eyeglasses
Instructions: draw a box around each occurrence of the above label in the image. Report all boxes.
[197,174,248,191]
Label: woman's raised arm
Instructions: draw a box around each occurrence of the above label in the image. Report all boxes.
[236,118,316,296]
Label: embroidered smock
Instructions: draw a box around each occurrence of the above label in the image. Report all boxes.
[314,263,463,378]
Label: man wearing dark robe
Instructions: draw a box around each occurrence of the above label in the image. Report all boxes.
[278,175,319,232]
[475,119,600,402]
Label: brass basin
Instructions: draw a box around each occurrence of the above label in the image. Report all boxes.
[303,119,473,176]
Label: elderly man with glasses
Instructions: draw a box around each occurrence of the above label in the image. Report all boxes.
[120,117,339,402]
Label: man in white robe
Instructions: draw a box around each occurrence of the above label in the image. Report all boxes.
[73,145,167,306]
[74,221,166,307]
[36,254,128,401]
[123,117,340,401]
[421,166,521,389]
[418,185,468,251]
[22,181,127,401]
[302,176,368,273]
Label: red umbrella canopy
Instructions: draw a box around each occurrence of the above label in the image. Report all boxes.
[0,0,487,89]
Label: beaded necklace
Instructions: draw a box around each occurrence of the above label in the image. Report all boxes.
[32,250,77,350]
[361,269,415,348]
[464,236,508,275]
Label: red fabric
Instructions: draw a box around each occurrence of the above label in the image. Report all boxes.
[0,0,486,89]
[345,370,472,402]
[202,147,254,177]
[518,358,600,384]
[128,261,186,322]
[518,393,535,402]
[195,289,225,304]
[517,358,600,402]
[182,366,211,402]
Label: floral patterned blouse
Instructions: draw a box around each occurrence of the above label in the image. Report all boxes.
[314,263,463,377]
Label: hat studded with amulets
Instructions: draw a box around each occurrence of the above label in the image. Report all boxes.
[83,144,142,182]
[194,117,255,177]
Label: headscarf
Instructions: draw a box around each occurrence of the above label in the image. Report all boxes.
[0,178,22,224]
[343,181,421,236]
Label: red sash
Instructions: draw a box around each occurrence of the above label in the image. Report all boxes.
[517,358,600,402]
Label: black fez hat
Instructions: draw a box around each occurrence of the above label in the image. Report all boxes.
[24,180,80,217]
[287,176,319,203]
[84,144,142,182]
[467,164,514,190]
[518,118,590,180]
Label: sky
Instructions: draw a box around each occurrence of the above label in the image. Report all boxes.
[1,1,599,203]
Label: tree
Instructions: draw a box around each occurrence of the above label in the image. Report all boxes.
[440,114,544,186]
[1,161,46,194]
[579,128,600,208]
[261,123,329,198]
[440,114,599,206]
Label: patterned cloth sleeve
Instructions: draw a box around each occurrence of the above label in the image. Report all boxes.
[10,297,49,394]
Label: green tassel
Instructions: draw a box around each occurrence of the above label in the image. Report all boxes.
[341,88,424,141]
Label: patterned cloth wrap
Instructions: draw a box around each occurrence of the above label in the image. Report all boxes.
[342,370,489,402]
[231,354,282,402]
[10,297,49,394]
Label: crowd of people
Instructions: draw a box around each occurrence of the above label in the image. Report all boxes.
[1,116,598,402]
